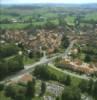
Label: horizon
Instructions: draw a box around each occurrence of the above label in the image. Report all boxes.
[1,0,97,5]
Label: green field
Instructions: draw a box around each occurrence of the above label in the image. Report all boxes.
[48,64,81,86]
[0,6,97,30]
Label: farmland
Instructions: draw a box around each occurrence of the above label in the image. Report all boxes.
[0,3,97,100]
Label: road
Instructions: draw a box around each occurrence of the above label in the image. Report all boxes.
[63,40,76,57]
[48,63,90,80]
[0,40,78,84]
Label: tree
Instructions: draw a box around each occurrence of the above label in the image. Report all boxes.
[65,75,71,86]
[0,83,4,91]
[28,51,34,58]
[32,77,36,97]
[0,60,8,80]
[61,35,69,48]
[61,87,81,100]
[44,20,58,29]
[33,65,50,80]
[0,55,24,80]
[15,93,25,100]
[56,96,60,100]
[26,81,33,98]
[74,16,81,33]
[92,80,97,99]
[40,81,46,96]
[79,80,88,93]
[5,85,16,99]
[0,43,19,58]
[26,78,36,98]
[58,16,67,28]
[87,79,94,94]
[18,42,24,51]
[84,54,91,63]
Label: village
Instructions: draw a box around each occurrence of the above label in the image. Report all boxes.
[0,3,97,100]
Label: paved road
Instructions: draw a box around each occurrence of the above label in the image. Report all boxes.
[63,40,76,57]
[48,63,90,80]
[0,40,77,84]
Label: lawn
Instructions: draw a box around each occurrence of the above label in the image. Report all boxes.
[84,12,97,21]
[48,64,82,86]
[48,65,65,79]
[0,23,29,29]
[0,91,12,100]
[65,16,75,25]
[23,56,40,65]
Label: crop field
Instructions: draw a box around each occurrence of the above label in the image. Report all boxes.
[0,5,97,30]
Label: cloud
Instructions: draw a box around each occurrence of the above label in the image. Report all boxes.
[1,0,97,4]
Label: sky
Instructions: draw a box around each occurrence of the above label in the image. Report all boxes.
[1,0,97,4]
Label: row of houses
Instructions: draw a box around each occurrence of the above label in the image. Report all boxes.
[60,58,97,74]
[1,29,62,53]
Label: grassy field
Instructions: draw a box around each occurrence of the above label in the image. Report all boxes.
[65,16,75,25]
[23,56,40,65]
[0,91,12,100]
[48,64,81,86]
[1,6,97,30]
[0,23,29,29]
[84,12,97,21]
